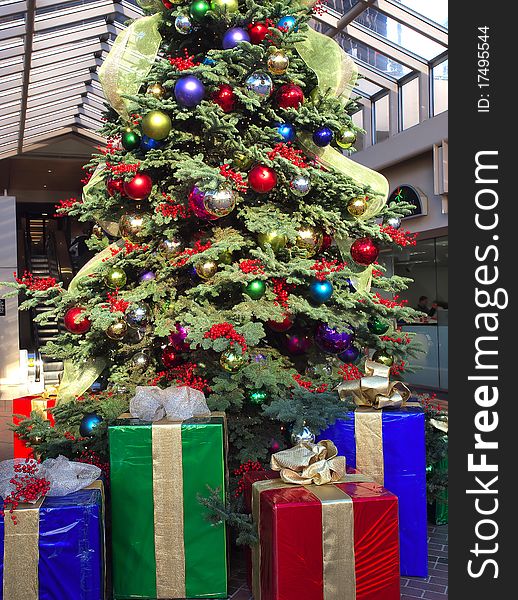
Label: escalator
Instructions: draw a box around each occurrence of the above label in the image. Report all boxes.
[19,216,75,389]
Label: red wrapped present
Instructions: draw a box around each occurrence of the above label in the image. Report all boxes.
[12,395,56,458]
[244,456,400,600]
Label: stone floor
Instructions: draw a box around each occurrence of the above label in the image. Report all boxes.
[227,524,448,599]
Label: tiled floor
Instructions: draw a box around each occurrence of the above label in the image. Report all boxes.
[227,524,448,599]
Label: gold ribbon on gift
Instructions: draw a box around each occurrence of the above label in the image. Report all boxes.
[251,472,374,600]
[270,440,346,485]
[336,359,411,410]
[99,13,162,120]
[430,415,448,433]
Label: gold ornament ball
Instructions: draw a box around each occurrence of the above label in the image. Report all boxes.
[118,212,148,241]
[372,350,394,367]
[211,0,238,12]
[92,224,104,239]
[219,250,233,265]
[347,196,368,217]
[336,128,357,149]
[141,110,172,141]
[220,349,248,373]
[195,259,218,280]
[159,238,182,258]
[296,226,323,257]
[106,320,128,340]
[146,82,166,100]
[258,231,287,253]
[267,48,290,76]
[233,151,253,170]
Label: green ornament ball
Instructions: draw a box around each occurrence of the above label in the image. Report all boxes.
[122,130,141,151]
[336,128,357,149]
[368,317,390,335]
[372,350,394,366]
[249,389,268,404]
[244,279,266,300]
[104,267,127,289]
[190,0,210,21]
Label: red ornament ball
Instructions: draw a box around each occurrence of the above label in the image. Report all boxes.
[123,174,153,201]
[267,315,294,332]
[248,22,269,44]
[161,345,182,368]
[286,334,311,355]
[321,233,333,251]
[276,84,304,110]
[64,307,91,335]
[106,178,124,197]
[248,164,277,194]
[350,237,379,266]
[212,84,237,113]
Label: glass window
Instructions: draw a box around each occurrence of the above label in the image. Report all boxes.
[374,94,389,143]
[356,77,383,97]
[433,60,448,115]
[339,34,411,79]
[401,76,419,129]
[389,0,448,29]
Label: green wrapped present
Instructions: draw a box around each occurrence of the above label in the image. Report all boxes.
[109,413,228,599]
[428,456,448,525]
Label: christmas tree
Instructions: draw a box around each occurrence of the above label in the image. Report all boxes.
[7,0,421,482]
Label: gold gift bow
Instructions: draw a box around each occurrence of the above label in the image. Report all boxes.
[270,439,346,485]
[251,473,375,600]
[336,359,411,409]
[2,481,105,600]
[430,416,448,433]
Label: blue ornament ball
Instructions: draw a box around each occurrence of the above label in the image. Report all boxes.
[140,135,162,153]
[338,345,361,364]
[313,126,334,147]
[277,122,296,142]
[79,412,103,437]
[309,279,333,304]
[174,75,206,107]
[315,323,355,354]
[345,278,356,293]
[203,56,216,66]
[222,27,250,49]
[138,269,156,282]
[277,16,298,32]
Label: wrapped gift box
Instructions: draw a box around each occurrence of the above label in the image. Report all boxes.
[428,456,448,525]
[244,469,400,600]
[12,396,56,459]
[318,406,427,577]
[0,483,104,600]
[109,414,228,599]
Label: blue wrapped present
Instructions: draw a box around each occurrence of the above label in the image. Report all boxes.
[0,484,104,600]
[318,406,428,577]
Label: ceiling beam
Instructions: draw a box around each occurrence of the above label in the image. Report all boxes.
[319,0,376,38]
[17,0,35,155]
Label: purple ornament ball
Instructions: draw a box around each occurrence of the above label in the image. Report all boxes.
[286,334,312,355]
[188,186,218,220]
[222,27,251,50]
[138,269,156,282]
[174,75,205,107]
[169,323,190,351]
[315,322,355,354]
[338,345,360,363]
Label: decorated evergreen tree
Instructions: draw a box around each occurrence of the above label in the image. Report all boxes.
[6,0,421,481]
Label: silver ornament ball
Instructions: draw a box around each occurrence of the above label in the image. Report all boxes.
[245,72,273,98]
[203,187,237,217]
[290,175,311,197]
[175,15,193,34]
[132,351,151,369]
[386,217,401,229]
[126,304,150,329]
[291,426,316,445]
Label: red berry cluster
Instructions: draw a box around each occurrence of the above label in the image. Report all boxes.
[14,271,58,292]
[420,393,446,413]
[81,170,93,186]
[54,197,81,217]
[220,164,248,192]
[204,323,247,352]
[272,278,293,309]
[124,241,149,254]
[372,292,408,308]
[380,333,411,345]
[106,162,140,176]
[156,193,191,219]
[99,137,121,156]
[173,363,211,393]
[174,240,212,267]
[107,291,129,313]
[0,459,50,524]
[292,374,329,393]
[380,225,418,247]
[390,360,406,378]
[310,258,346,281]
[169,49,200,71]
[267,143,308,168]
[338,363,363,381]
[233,460,263,497]
[239,259,265,275]
[312,0,328,16]
[77,450,110,483]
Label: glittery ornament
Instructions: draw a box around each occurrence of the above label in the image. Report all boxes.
[104,267,127,289]
[188,186,218,220]
[289,175,311,197]
[195,259,218,280]
[245,72,273,98]
[244,279,266,300]
[222,27,250,49]
[203,187,237,217]
[175,14,193,34]
[162,346,182,368]
[312,126,334,147]
[258,231,287,252]
[372,350,394,366]
[79,413,102,437]
[275,84,304,109]
[347,196,368,217]
[169,323,190,351]
[141,110,172,140]
[106,320,127,340]
[126,303,149,328]
[296,226,323,257]
[291,426,315,445]
[249,389,268,404]
[220,349,247,372]
[212,84,237,112]
[146,83,166,99]
[309,279,333,303]
[315,323,354,354]
[248,165,277,193]
[350,237,379,266]
[368,317,390,335]
[132,351,151,369]
[64,307,91,334]
[267,48,289,75]
[123,174,153,201]
[336,128,356,149]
